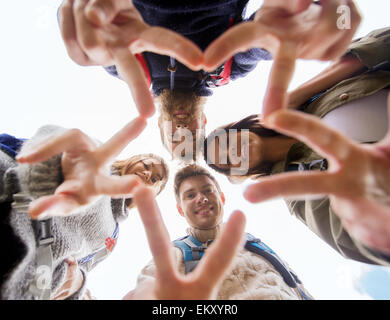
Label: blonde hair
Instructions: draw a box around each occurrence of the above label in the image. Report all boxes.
[111,154,169,209]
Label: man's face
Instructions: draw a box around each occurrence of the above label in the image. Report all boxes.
[177,175,225,229]
[157,90,206,161]
[160,114,205,160]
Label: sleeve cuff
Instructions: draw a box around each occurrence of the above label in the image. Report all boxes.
[346,28,390,70]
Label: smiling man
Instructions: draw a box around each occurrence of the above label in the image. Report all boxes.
[131,164,313,300]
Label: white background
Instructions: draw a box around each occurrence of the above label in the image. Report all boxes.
[1,0,389,299]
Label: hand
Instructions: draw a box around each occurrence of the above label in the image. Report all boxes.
[52,257,84,300]
[244,93,390,254]
[16,117,146,219]
[58,0,204,118]
[125,186,246,300]
[204,0,362,117]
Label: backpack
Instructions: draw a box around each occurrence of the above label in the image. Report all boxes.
[173,233,312,300]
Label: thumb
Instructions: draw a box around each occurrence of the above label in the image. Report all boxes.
[85,0,135,26]
[66,257,77,266]
[263,0,312,14]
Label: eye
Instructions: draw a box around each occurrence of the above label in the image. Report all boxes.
[143,162,150,170]
[186,193,195,199]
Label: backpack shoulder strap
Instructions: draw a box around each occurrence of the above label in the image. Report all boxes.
[173,235,207,274]
[244,233,300,289]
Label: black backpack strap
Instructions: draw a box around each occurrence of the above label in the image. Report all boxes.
[12,192,54,300]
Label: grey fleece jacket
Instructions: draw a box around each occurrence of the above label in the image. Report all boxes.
[0,125,127,300]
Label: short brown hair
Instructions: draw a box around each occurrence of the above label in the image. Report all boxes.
[174,164,222,202]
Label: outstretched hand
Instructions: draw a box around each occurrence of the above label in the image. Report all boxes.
[245,94,390,254]
[16,117,147,219]
[58,0,204,118]
[126,186,246,300]
[204,0,361,118]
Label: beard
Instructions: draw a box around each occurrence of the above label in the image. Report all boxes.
[156,89,206,123]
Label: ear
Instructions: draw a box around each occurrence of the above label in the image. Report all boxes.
[220,192,226,205]
[203,113,207,125]
[158,116,162,128]
[176,203,185,217]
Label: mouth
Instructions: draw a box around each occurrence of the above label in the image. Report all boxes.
[195,205,214,215]
[173,111,189,119]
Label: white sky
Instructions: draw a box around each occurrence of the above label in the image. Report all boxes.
[1,0,389,300]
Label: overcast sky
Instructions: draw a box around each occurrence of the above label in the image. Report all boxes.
[1,0,389,300]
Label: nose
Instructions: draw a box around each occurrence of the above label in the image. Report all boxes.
[141,170,152,182]
[175,123,189,129]
[196,194,208,205]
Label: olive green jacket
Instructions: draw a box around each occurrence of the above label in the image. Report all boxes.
[271,27,390,266]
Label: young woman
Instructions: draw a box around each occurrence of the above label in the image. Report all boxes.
[0,120,169,300]
[204,27,390,266]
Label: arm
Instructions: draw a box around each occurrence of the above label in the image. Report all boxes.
[204,0,362,117]
[288,27,390,109]
[244,99,390,260]
[52,258,86,300]
[16,117,146,219]
[57,0,203,118]
[287,55,366,109]
[286,198,390,265]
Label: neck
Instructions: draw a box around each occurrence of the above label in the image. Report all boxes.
[187,224,221,243]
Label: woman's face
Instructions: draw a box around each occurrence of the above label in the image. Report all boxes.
[126,158,165,191]
[208,131,264,175]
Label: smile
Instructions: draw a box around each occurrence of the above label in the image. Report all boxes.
[174,111,189,119]
[195,205,213,215]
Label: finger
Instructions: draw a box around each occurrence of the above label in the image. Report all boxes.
[244,171,339,203]
[263,0,313,13]
[16,129,95,164]
[265,110,358,162]
[192,211,246,292]
[74,0,112,64]
[136,27,204,71]
[94,174,142,197]
[94,116,147,165]
[262,42,297,118]
[66,257,78,266]
[59,0,95,66]
[85,0,134,26]
[111,47,155,118]
[204,22,267,71]
[133,186,177,282]
[319,1,361,60]
[302,0,359,61]
[29,194,79,219]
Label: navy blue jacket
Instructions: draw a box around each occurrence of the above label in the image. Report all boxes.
[105,0,272,96]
